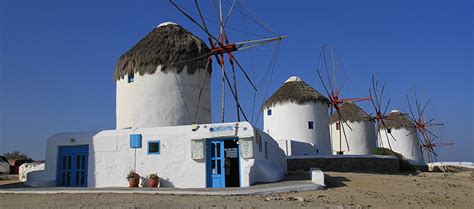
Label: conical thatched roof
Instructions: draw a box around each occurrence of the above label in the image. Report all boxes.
[381,110,416,129]
[262,76,329,109]
[114,22,211,81]
[329,102,374,124]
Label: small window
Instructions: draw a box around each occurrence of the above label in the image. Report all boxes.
[259,137,263,152]
[264,141,268,159]
[308,121,314,129]
[387,128,392,134]
[128,71,134,83]
[336,122,341,130]
[267,109,272,116]
[148,141,160,155]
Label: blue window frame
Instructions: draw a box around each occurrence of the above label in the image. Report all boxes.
[148,140,161,155]
[308,121,314,129]
[267,109,272,116]
[128,71,134,83]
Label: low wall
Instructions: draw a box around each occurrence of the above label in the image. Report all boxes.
[287,155,400,173]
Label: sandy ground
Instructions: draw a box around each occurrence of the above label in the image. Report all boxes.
[0,171,472,208]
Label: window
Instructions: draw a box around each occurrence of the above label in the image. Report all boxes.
[148,141,160,155]
[387,128,392,134]
[336,122,341,130]
[267,109,272,116]
[128,71,134,83]
[258,136,263,152]
[308,121,314,129]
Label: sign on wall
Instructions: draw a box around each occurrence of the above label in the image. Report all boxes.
[191,139,205,160]
[240,138,254,159]
[209,125,234,132]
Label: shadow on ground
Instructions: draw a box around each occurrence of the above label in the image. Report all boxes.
[324,174,350,188]
[0,182,29,189]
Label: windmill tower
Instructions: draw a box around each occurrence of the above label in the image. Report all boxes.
[170,0,287,123]
[379,110,423,164]
[115,22,212,129]
[316,45,370,155]
[404,95,454,163]
[329,102,376,155]
[263,76,332,156]
[368,74,397,150]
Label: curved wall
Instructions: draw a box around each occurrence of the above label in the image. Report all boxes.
[116,65,211,129]
[330,121,377,155]
[263,102,331,155]
[378,127,424,165]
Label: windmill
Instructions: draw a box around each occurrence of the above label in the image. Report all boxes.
[405,94,454,163]
[368,74,397,150]
[316,45,370,154]
[169,0,287,123]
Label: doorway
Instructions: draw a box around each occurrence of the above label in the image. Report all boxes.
[206,138,240,188]
[57,145,88,187]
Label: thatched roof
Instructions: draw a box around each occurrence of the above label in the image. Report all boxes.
[381,110,416,129]
[114,22,211,81]
[262,76,329,109]
[329,102,374,124]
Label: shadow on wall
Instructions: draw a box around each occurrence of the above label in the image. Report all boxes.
[292,141,319,156]
[158,177,175,187]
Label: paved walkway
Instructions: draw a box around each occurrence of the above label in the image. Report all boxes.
[0,178,323,196]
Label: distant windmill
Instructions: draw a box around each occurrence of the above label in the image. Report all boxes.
[316,45,370,154]
[368,74,397,150]
[170,0,287,122]
[405,93,454,163]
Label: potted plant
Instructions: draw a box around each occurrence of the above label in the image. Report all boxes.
[147,174,160,188]
[126,170,140,187]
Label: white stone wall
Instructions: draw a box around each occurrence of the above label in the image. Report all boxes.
[116,65,211,129]
[378,127,424,165]
[19,162,45,182]
[27,122,286,188]
[263,102,332,155]
[330,121,377,155]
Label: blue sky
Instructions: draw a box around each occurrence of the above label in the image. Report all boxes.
[1,0,472,162]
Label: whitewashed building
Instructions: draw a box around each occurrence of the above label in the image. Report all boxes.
[27,22,286,188]
[27,122,286,188]
[115,22,211,129]
[262,76,332,156]
[329,102,376,155]
[378,110,424,165]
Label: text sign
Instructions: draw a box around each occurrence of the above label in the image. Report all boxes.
[209,125,234,132]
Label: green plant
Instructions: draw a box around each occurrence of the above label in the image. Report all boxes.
[148,174,159,180]
[126,170,140,180]
[372,147,416,172]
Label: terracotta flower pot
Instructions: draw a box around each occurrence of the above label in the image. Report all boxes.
[147,178,160,188]
[128,178,140,187]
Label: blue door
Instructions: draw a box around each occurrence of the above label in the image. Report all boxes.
[57,145,88,187]
[206,140,225,188]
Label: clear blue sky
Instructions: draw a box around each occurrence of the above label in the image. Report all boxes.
[1,0,472,162]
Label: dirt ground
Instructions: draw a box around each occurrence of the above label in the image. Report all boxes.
[0,171,472,208]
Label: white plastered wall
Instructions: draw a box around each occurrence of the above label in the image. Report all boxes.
[116,65,211,129]
[27,122,287,188]
[263,102,332,155]
[378,127,424,165]
[329,121,377,155]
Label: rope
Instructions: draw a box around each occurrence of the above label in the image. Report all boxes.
[173,71,193,123]
[193,59,211,123]
[254,41,281,125]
